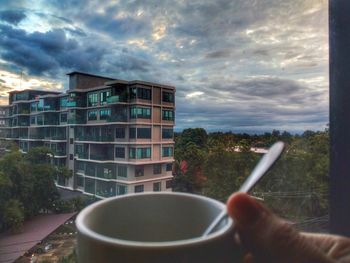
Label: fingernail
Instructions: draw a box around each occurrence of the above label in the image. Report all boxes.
[228,193,263,225]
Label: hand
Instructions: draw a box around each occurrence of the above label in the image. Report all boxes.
[226,193,350,263]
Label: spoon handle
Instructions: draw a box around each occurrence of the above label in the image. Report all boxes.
[239,142,284,193]
[202,141,285,237]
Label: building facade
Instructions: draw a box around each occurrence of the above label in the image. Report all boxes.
[0,72,175,198]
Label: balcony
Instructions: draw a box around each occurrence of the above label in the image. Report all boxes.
[76,152,89,159]
[90,153,114,161]
[53,149,67,156]
[75,135,113,142]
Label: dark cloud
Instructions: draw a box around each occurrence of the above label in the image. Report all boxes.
[0,9,26,25]
[0,24,105,76]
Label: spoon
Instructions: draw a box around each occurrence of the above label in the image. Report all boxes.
[202,141,285,236]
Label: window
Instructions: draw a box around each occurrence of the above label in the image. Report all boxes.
[30,102,37,112]
[162,91,174,103]
[153,164,162,174]
[88,110,98,121]
[166,180,172,189]
[166,163,173,171]
[130,107,151,119]
[130,87,137,99]
[162,146,173,157]
[100,89,111,105]
[135,166,144,177]
[60,113,67,123]
[37,99,44,111]
[115,147,125,158]
[37,115,43,125]
[117,166,127,177]
[137,148,151,159]
[30,116,36,125]
[162,109,174,121]
[153,182,161,192]
[134,185,144,193]
[162,128,173,139]
[137,88,152,100]
[88,92,98,106]
[70,154,73,160]
[115,127,125,138]
[60,97,68,110]
[100,108,111,120]
[137,128,151,139]
[117,184,127,195]
[70,138,73,144]
[129,128,136,139]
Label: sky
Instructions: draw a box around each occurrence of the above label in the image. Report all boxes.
[0,0,328,133]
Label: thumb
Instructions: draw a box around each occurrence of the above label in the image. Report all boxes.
[227,193,333,263]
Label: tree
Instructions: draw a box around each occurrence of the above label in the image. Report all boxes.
[3,199,24,233]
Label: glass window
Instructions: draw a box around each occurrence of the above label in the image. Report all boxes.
[153,182,161,192]
[115,147,125,158]
[117,166,127,177]
[88,92,98,106]
[84,178,95,194]
[130,87,137,99]
[162,128,173,139]
[162,147,173,157]
[60,97,68,109]
[88,110,98,121]
[100,89,111,105]
[134,185,144,193]
[137,148,151,159]
[100,108,111,120]
[130,107,151,119]
[166,163,173,171]
[137,128,151,139]
[60,113,67,123]
[37,99,44,111]
[115,127,125,138]
[129,127,136,139]
[30,116,36,125]
[117,184,127,195]
[166,180,172,189]
[129,148,136,159]
[96,180,116,198]
[153,164,162,174]
[135,166,144,177]
[30,102,37,112]
[162,91,174,103]
[137,88,152,100]
[162,109,174,121]
[37,115,43,125]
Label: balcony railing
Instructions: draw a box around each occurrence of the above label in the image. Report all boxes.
[53,150,67,156]
[75,135,113,142]
[90,153,114,161]
[76,152,89,159]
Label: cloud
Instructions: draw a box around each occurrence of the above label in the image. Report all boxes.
[0,9,26,25]
[0,0,329,132]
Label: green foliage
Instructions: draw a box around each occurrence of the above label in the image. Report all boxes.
[0,147,61,232]
[58,250,77,263]
[173,128,330,225]
[3,199,24,232]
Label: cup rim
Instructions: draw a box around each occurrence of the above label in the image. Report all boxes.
[76,192,233,248]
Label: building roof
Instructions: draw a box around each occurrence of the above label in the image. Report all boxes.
[8,89,61,95]
[0,213,75,263]
[66,71,115,80]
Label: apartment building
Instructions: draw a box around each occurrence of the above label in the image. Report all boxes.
[0,72,175,198]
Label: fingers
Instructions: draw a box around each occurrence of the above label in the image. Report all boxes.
[227,193,333,263]
[301,233,350,261]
